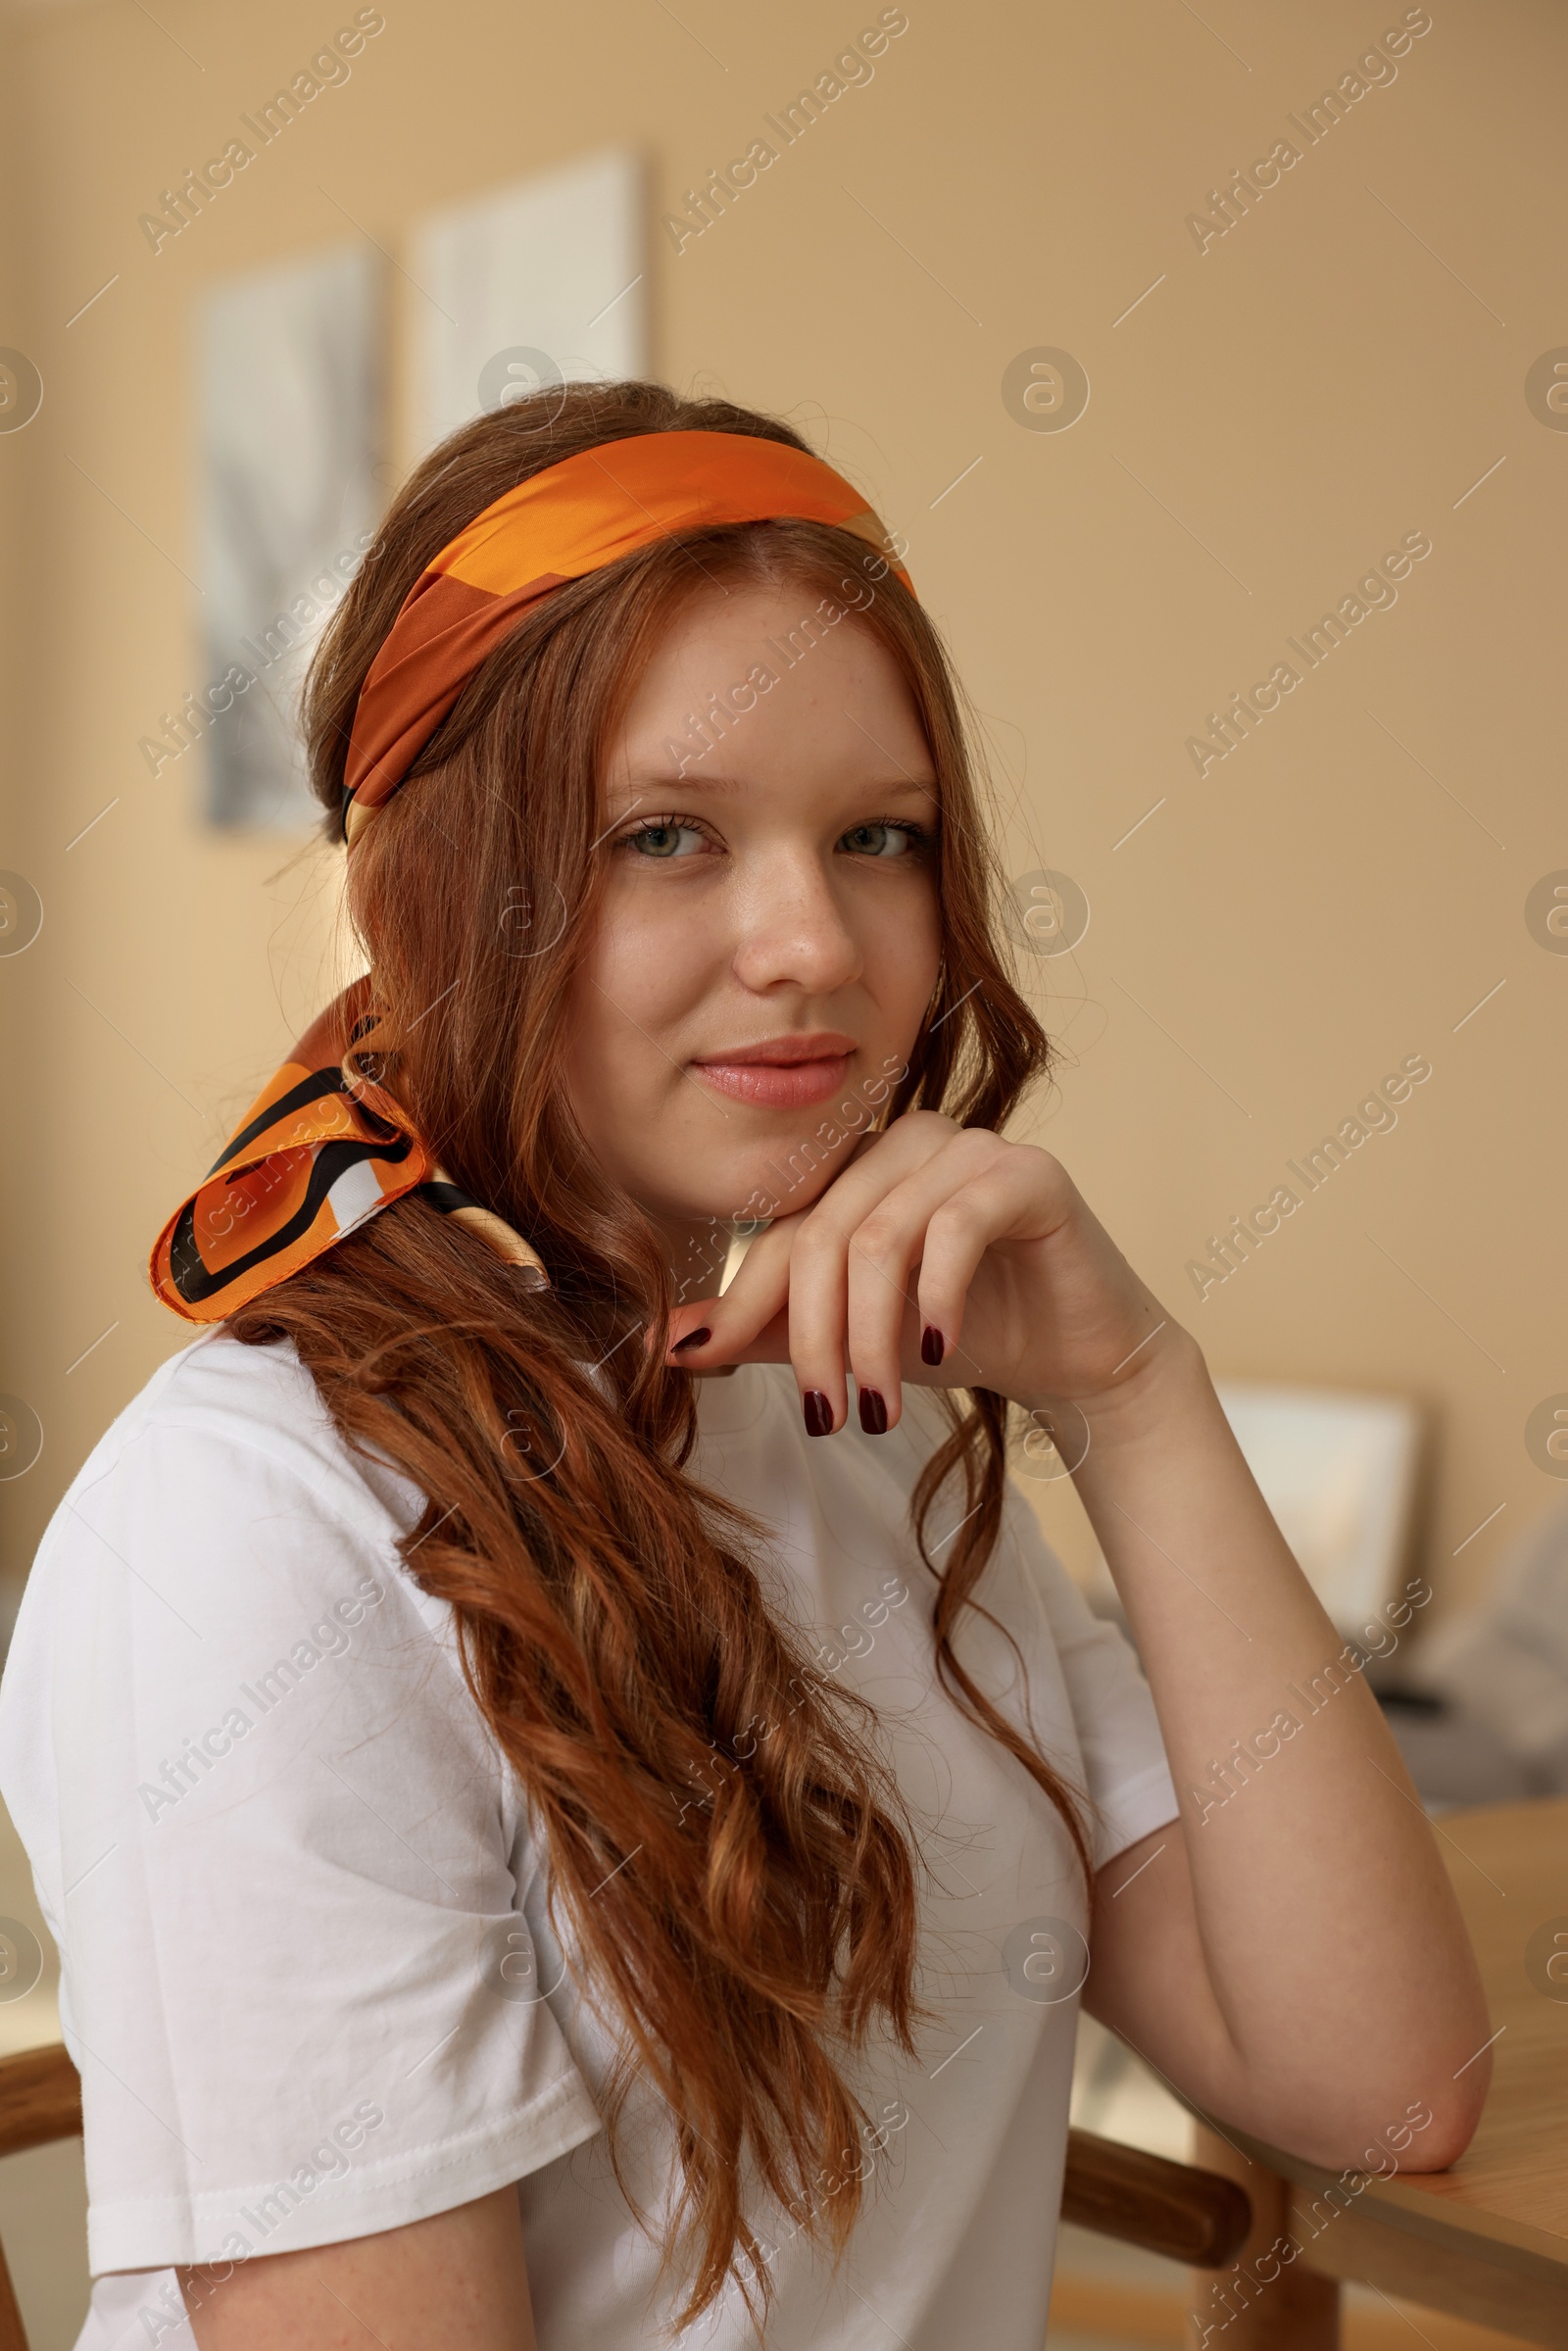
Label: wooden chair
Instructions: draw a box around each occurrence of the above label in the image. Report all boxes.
[0,2046,82,2351]
[0,2042,1251,2347]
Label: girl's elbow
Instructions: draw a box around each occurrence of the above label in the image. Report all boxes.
[1407,2065,1490,2173]
[1321,2053,1490,2179]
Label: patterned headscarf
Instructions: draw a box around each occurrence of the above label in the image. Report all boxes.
[150,429,908,1322]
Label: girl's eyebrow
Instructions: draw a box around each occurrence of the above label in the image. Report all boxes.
[611,772,940,800]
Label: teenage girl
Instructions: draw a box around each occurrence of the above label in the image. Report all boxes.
[0,383,1487,2351]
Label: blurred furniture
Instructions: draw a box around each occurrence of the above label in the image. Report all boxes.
[1380,1692,1541,1812]
[1213,1382,1423,1641]
[1061,2128,1249,2269]
[0,2045,79,2350]
[1189,1798,1568,2347]
[1425,1497,1568,1794]
[1082,1381,1424,1647]
[0,2040,1248,2350]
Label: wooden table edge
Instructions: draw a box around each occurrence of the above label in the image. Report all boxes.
[1210,2121,1568,2285]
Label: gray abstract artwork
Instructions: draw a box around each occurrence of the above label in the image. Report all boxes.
[198,242,383,829]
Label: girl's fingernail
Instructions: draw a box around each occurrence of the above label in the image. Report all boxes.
[671,1327,711,1354]
[920,1325,945,1367]
[803,1390,834,1437]
[858,1388,888,1435]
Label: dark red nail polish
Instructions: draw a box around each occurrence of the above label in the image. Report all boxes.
[920,1325,945,1366]
[858,1388,888,1435]
[803,1390,834,1437]
[671,1327,711,1353]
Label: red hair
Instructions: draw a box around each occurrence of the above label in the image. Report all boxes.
[227,381,1089,2325]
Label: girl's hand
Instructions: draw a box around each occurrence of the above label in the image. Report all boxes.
[665,1118,1496,2176]
[663,1110,1178,1432]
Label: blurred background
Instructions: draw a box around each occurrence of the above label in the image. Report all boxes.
[0,0,1564,2341]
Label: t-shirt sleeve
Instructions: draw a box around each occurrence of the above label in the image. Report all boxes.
[1002,1486,1180,1870]
[0,1404,602,2278]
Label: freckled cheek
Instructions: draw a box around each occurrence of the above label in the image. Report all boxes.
[612,894,715,1016]
[567,893,717,1102]
[863,880,941,1043]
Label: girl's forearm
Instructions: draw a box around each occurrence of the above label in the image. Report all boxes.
[1068,1328,1490,2138]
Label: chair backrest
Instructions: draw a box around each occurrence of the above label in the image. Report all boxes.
[0,2043,81,2351]
[0,2043,1249,2349]
[1061,2125,1250,2267]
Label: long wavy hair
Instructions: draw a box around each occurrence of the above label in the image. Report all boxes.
[228,380,1088,2326]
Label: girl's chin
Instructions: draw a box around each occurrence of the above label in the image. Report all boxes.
[637,1158,844,1237]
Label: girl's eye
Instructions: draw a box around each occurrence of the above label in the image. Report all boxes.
[841,821,926,858]
[621,821,708,859]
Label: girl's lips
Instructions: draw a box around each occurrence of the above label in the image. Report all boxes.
[692,1053,854,1108]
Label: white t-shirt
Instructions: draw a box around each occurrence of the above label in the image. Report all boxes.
[0,1330,1177,2351]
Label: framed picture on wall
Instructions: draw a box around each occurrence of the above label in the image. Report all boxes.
[196,242,384,831]
[409,147,646,458]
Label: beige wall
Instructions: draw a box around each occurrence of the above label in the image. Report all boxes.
[2,0,1565,1636]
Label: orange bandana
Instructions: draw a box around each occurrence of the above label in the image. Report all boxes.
[151,429,908,1323]
[341,428,909,843]
[148,981,546,1322]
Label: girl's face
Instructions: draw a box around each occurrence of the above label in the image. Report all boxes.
[564,579,943,1258]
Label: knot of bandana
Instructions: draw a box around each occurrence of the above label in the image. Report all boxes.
[148,980,547,1322]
